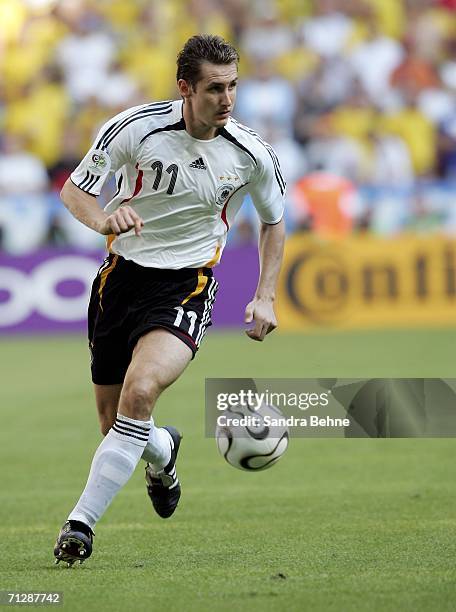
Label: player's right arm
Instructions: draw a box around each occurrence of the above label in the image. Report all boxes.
[61,106,147,237]
[60,179,144,237]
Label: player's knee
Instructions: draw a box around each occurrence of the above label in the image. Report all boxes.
[121,379,162,419]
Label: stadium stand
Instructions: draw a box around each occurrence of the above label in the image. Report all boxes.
[0,0,454,253]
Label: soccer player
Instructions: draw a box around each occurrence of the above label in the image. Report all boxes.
[54,34,286,565]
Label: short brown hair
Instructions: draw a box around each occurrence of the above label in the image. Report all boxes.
[176,35,239,87]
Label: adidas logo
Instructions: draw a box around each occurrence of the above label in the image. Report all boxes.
[189,157,207,170]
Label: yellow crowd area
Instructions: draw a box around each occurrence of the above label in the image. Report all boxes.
[0,0,454,175]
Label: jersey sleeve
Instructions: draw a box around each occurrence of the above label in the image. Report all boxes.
[248,142,286,224]
[70,113,136,196]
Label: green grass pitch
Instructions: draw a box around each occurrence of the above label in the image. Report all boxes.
[1,328,456,611]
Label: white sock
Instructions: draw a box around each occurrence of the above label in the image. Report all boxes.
[68,414,151,529]
[141,417,172,472]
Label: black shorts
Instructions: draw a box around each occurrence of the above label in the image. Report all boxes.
[88,254,219,385]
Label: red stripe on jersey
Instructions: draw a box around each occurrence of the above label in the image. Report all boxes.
[121,164,143,204]
[220,183,249,231]
[221,202,230,230]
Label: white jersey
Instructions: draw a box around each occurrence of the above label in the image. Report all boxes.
[71,99,285,269]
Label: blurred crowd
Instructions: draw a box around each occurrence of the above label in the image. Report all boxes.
[0,0,455,253]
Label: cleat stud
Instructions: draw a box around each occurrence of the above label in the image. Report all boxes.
[55,559,60,565]
[79,550,85,556]
[62,543,67,549]
[79,560,84,565]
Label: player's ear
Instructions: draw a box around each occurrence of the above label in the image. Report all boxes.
[177,79,193,98]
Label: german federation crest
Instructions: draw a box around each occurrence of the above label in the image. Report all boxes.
[87,149,111,176]
[215,183,235,208]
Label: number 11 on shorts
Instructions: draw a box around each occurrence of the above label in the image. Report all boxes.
[173,306,197,335]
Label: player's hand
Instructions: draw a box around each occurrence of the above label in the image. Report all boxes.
[244,298,277,342]
[99,206,144,237]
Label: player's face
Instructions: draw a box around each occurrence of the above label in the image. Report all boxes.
[180,62,238,137]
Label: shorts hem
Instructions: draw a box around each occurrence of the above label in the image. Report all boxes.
[91,372,126,385]
[130,324,198,358]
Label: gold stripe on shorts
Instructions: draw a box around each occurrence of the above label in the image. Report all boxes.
[181,268,208,305]
[98,255,119,311]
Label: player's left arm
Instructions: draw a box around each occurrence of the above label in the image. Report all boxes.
[245,137,286,342]
[245,218,285,341]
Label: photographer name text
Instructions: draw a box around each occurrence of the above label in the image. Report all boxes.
[216,415,350,428]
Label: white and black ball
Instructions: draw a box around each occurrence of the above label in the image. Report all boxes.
[215,403,289,471]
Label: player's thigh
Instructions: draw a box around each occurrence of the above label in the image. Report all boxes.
[88,254,134,386]
[119,328,193,419]
[94,383,123,435]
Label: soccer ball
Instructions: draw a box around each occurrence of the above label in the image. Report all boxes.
[215,403,289,471]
